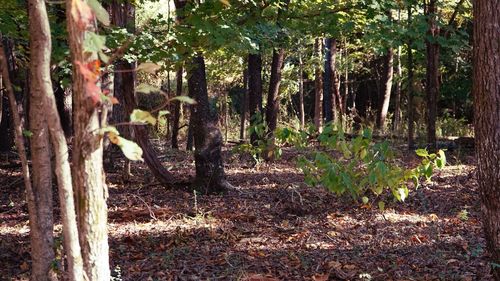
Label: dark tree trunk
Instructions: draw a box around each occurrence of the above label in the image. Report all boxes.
[298,54,305,129]
[265,48,285,133]
[248,53,263,145]
[0,36,14,152]
[54,85,73,137]
[239,68,249,141]
[323,38,334,123]
[425,0,440,149]
[171,67,183,149]
[188,55,229,194]
[376,47,394,130]
[407,5,415,149]
[473,0,500,279]
[314,38,323,132]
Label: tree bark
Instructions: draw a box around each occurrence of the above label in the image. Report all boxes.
[171,67,183,149]
[298,54,305,129]
[473,0,500,279]
[314,38,323,132]
[65,0,110,279]
[392,9,402,134]
[27,0,56,278]
[425,0,440,149]
[188,55,229,194]
[323,38,336,124]
[0,36,14,152]
[239,67,249,141]
[407,5,415,150]
[265,48,285,133]
[376,47,394,130]
[54,85,73,137]
[28,1,84,279]
[248,53,263,145]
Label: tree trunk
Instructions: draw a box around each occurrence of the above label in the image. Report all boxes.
[188,55,229,194]
[66,0,110,279]
[314,38,323,132]
[0,36,14,152]
[473,0,500,279]
[392,9,402,134]
[265,48,285,134]
[239,67,248,141]
[407,5,415,150]
[27,0,56,278]
[298,54,305,129]
[323,38,334,123]
[28,2,84,279]
[171,67,183,149]
[248,53,263,145]
[376,47,394,131]
[54,85,73,137]
[425,0,440,149]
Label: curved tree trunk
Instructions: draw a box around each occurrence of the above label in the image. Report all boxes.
[248,53,263,145]
[265,48,285,134]
[188,55,229,194]
[473,0,500,279]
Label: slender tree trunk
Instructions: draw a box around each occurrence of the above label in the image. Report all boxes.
[323,38,334,123]
[298,54,305,129]
[171,67,183,148]
[0,36,14,152]
[407,5,415,150]
[473,0,500,279]
[248,53,263,145]
[343,43,349,115]
[265,48,285,133]
[392,9,402,134]
[54,85,73,137]
[27,0,56,278]
[376,47,394,130]
[239,68,248,141]
[188,55,230,194]
[314,38,323,132]
[28,2,84,279]
[425,0,440,149]
[66,0,110,279]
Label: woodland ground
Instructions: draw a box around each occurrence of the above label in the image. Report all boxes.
[0,141,494,280]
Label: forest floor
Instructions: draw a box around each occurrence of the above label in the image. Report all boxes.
[0,141,494,280]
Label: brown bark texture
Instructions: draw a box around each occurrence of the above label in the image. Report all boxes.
[425,0,439,149]
[265,48,285,134]
[314,38,323,132]
[171,67,183,149]
[188,55,229,194]
[65,0,110,279]
[407,6,415,149]
[248,53,263,145]
[473,0,500,279]
[239,68,249,141]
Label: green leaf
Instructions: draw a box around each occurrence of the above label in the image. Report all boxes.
[415,148,429,157]
[378,201,385,211]
[136,62,161,74]
[362,196,369,204]
[22,130,33,138]
[84,32,106,53]
[169,96,197,104]
[116,136,143,161]
[99,126,119,136]
[87,0,110,26]
[436,150,446,168]
[130,109,156,125]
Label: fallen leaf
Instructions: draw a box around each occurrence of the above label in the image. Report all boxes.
[312,273,329,281]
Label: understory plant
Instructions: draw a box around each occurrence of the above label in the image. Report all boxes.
[297,124,446,207]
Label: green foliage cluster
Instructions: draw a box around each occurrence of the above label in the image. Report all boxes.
[296,125,446,206]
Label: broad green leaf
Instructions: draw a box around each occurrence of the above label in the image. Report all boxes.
[136,62,161,74]
[84,32,106,53]
[170,96,196,104]
[116,136,143,161]
[99,126,119,136]
[378,201,385,211]
[415,148,429,157]
[23,130,33,138]
[436,150,446,168]
[158,110,170,118]
[362,196,369,204]
[87,0,110,26]
[130,109,156,125]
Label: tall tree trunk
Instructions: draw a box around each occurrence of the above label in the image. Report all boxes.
[473,0,500,279]
[298,54,305,129]
[0,36,14,152]
[171,67,183,148]
[188,55,229,194]
[392,9,402,134]
[28,2,84,279]
[66,0,110,279]
[265,48,285,133]
[239,67,248,141]
[407,5,415,150]
[425,0,440,149]
[27,0,56,278]
[314,38,323,132]
[376,47,394,131]
[323,38,335,123]
[54,85,73,137]
[248,53,263,145]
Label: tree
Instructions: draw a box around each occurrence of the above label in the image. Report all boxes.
[248,52,263,145]
[265,48,285,134]
[171,66,183,148]
[473,0,500,278]
[425,0,440,149]
[313,38,323,132]
[65,0,110,278]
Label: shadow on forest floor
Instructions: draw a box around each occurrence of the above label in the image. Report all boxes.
[0,147,493,280]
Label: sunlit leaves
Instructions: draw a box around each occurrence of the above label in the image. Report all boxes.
[136,62,161,74]
[169,95,196,104]
[130,109,157,126]
[87,0,110,26]
[102,126,144,161]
